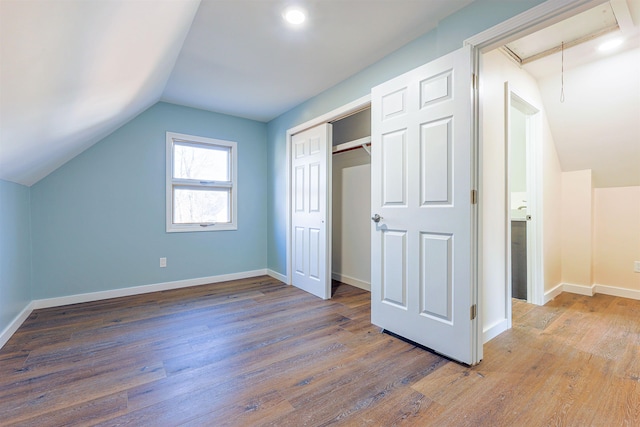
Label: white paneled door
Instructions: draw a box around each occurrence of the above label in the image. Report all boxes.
[371,45,478,365]
[291,123,332,300]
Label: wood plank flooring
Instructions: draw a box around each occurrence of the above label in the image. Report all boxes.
[1,276,639,426]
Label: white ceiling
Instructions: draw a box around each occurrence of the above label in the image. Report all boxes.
[505,1,620,63]
[162,0,474,122]
[513,0,640,79]
[0,0,473,186]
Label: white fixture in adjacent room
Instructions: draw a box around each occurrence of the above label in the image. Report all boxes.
[598,37,624,51]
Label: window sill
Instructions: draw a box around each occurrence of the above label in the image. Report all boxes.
[166,224,237,233]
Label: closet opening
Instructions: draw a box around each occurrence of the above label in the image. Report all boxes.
[330,107,372,294]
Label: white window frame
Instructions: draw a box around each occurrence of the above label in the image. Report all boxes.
[166,132,238,232]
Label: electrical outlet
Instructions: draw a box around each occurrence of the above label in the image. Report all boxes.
[635,261,640,273]
[160,257,167,268]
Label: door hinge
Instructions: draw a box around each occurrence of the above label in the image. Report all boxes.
[470,304,477,320]
[472,73,478,90]
[471,189,478,205]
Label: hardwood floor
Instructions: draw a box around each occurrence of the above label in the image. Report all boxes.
[1,276,639,426]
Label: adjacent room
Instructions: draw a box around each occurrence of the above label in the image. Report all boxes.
[1,0,638,425]
[480,0,640,340]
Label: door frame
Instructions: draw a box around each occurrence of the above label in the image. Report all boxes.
[285,95,371,288]
[505,85,543,313]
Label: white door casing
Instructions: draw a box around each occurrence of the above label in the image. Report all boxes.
[291,123,332,299]
[371,45,478,365]
[506,86,542,308]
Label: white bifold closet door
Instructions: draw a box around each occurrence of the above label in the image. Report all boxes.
[291,123,332,300]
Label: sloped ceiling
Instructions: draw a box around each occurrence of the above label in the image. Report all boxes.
[535,47,640,188]
[0,0,201,186]
[514,0,640,188]
[0,0,473,186]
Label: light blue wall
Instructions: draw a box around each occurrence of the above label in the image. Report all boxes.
[30,102,267,299]
[0,179,32,331]
[266,0,546,275]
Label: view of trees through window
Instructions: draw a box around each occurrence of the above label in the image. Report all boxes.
[173,143,231,224]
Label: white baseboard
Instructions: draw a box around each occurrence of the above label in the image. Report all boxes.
[0,301,35,349]
[594,283,640,300]
[331,272,371,291]
[267,269,288,284]
[33,269,269,309]
[2,269,273,349]
[543,283,564,304]
[544,282,640,302]
[561,282,595,297]
[483,318,508,343]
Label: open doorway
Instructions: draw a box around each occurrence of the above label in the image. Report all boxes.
[330,108,372,295]
[479,0,639,341]
[506,90,540,304]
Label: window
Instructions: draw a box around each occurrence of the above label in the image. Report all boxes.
[166,132,237,232]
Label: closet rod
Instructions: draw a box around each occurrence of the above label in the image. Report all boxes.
[332,144,371,155]
[332,136,371,155]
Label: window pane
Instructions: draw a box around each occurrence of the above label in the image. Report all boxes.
[173,187,230,224]
[173,143,230,181]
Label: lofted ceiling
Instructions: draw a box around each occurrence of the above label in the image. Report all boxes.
[0,0,473,186]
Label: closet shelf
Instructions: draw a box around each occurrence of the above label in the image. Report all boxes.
[332,136,371,154]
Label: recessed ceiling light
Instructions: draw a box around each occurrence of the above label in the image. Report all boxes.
[283,7,306,26]
[598,37,624,52]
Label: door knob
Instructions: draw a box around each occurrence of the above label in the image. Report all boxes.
[371,214,383,223]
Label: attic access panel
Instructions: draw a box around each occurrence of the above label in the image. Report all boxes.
[504,2,619,64]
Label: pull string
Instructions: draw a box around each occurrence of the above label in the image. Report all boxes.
[560,41,565,103]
